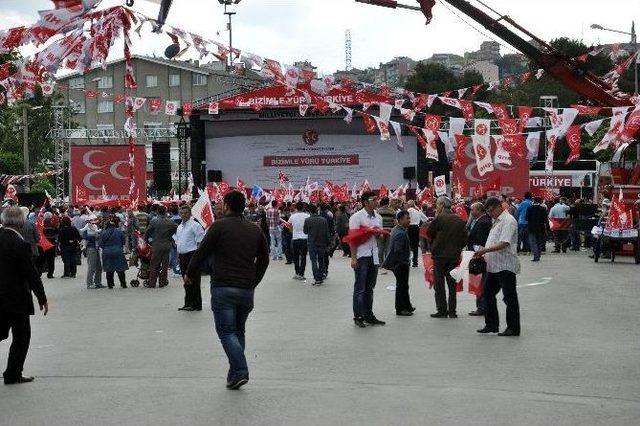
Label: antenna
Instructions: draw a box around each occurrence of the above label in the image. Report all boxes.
[345,29,352,71]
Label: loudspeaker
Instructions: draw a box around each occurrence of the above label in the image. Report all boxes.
[207,170,222,183]
[152,141,171,191]
[403,166,416,180]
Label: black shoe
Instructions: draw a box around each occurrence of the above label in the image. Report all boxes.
[120,284,127,288]
[448,313,458,318]
[108,285,114,289]
[468,310,485,316]
[4,376,34,385]
[409,306,416,312]
[364,316,386,325]
[354,317,367,328]
[193,307,202,311]
[430,312,448,318]
[226,376,249,390]
[285,261,293,264]
[396,310,413,316]
[498,329,520,336]
[531,258,540,262]
[477,327,498,334]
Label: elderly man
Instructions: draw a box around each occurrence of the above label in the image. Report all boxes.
[0,206,48,385]
[474,197,521,336]
[427,196,468,318]
[175,205,206,311]
[145,205,178,288]
[467,202,492,316]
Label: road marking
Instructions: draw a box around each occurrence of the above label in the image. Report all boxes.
[518,277,552,288]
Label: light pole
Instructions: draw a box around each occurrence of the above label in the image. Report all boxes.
[20,105,43,192]
[218,0,242,68]
[591,21,638,96]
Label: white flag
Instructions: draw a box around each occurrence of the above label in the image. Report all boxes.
[165,101,178,115]
[584,119,604,137]
[378,102,393,123]
[208,102,219,115]
[434,175,447,196]
[422,129,439,161]
[192,189,215,229]
[526,131,542,161]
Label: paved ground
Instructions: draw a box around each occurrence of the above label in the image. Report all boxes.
[1,247,639,426]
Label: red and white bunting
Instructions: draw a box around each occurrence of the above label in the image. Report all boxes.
[526,131,542,161]
[422,129,439,161]
[424,114,441,132]
[192,189,215,229]
[472,119,493,176]
[565,125,582,164]
[378,102,393,123]
[165,100,178,116]
[182,101,193,116]
[593,111,628,152]
[545,127,562,172]
[493,135,512,166]
[374,117,391,141]
[299,103,309,116]
[132,97,146,111]
[584,119,604,137]
[434,175,447,196]
[3,184,18,202]
[517,106,534,133]
[207,101,219,115]
[390,121,404,151]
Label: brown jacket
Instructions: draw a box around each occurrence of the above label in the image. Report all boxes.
[427,210,468,261]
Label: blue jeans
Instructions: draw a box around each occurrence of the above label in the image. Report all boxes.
[528,232,544,260]
[169,245,179,274]
[211,286,254,381]
[308,244,326,282]
[353,256,378,319]
[518,224,530,252]
[269,227,282,259]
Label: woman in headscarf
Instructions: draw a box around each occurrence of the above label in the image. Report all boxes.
[99,216,128,289]
[81,215,104,289]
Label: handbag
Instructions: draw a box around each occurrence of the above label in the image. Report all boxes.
[468,257,486,275]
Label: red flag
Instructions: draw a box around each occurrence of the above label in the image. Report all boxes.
[491,103,511,120]
[424,114,441,131]
[422,252,434,289]
[114,93,126,104]
[379,184,389,199]
[148,98,162,113]
[517,106,534,133]
[454,203,469,221]
[278,171,289,184]
[412,94,429,111]
[362,114,377,134]
[468,273,483,297]
[35,205,54,252]
[192,190,215,229]
[182,102,193,116]
[499,118,518,136]
[3,184,18,202]
[570,104,602,116]
[565,125,582,165]
[85,90,97,98]
[459,99,475,122]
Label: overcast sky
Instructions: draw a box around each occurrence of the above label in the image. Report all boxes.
[1,0,638,74]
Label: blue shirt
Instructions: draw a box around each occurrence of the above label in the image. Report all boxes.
[516,199,533,225]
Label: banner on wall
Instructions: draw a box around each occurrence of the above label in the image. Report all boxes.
[70,145,146,204]
[452,137,529,198]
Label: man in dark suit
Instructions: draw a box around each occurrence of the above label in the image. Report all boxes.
[526,197,548,262]
[382,210,414,316]
[467,202,492,316]
[0,206,48,385]
[145,205,178,288]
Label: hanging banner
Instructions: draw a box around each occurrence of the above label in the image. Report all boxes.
[70,145,146,204]
[472,119,493,176]
[434,175,447,196]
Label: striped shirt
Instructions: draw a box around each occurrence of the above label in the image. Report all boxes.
[484,210,520,274]
[266,208,281,229]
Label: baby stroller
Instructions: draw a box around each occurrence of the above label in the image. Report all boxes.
[128,231,152,287]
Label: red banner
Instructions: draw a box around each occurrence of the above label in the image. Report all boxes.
[263,155,359,167]
[214,84,391,111]
[70,145,146,204]
[452,137,529,198]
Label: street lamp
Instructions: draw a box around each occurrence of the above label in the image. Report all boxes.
[20,104,43,192]
[591,21,638,96]
[218,0,242,68]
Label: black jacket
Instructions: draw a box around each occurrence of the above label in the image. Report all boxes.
[427,211,468,261]
[382,225,410,270]
[0,228,47,315]
[526,204,548,235]
[304,214,330,248]
[467,214,492,250]
[186,214,269,289]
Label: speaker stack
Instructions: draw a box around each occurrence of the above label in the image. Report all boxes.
[152,141,172,191]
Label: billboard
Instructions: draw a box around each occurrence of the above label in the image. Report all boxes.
[452,137,529,198]
[70,145,146,204]
[205,134,417,188]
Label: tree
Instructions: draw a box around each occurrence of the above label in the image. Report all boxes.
[0,152,23,175]
[405,62,459,95]
[495,54,527,79]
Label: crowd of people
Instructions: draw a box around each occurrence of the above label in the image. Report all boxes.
[2,187,634,389]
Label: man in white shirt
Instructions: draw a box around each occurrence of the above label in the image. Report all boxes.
[406,200,428,267]
[288,202,310,280]
[473,197,521,336]
[349,191,385,327]
[174,205,206,311]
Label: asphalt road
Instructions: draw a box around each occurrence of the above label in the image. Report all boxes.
[1,248,639,426]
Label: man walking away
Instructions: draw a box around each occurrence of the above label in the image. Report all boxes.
[288,202,310,281]
[549,198,571,253]
[303,205,330,286]
[407,200,428,267]
[349,191,386,327]
[381,211,415,316]
[319,203,335,278]
[266,201,282,261]
[175,205,205,311]
[427,196,468,319]
[0,206,48,385]
[526,197,548,262]
[466,202,492,316]
[475,197,521,336]
[145,205,178,288]
[516,192,533,254]
[185,191,269,390]
[377,197,397,274]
